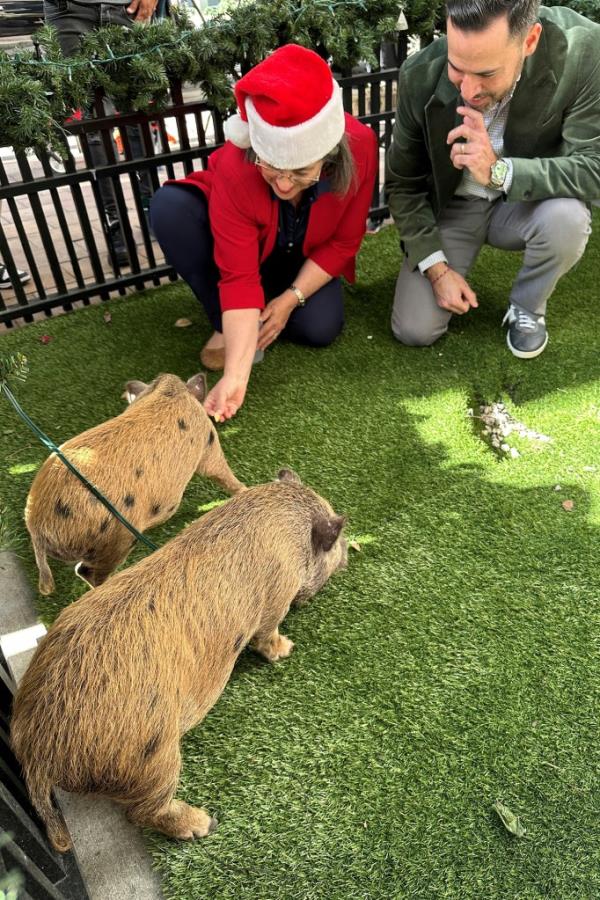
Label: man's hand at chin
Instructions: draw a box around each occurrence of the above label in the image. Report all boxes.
[447,106,497,186]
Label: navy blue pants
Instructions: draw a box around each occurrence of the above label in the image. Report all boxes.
[150,185,344,346]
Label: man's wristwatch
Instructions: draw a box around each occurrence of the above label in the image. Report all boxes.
[289,283,306,307]
[488,158,509,190]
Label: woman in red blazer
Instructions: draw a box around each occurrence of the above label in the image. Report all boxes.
[151,44,378,420]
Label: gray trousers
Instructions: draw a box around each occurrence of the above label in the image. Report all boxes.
[392,196,592,346]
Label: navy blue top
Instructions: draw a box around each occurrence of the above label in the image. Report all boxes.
[276,179,331,250]
[260,179,331,298]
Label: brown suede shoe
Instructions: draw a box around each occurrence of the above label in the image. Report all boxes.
[200,343,226,371]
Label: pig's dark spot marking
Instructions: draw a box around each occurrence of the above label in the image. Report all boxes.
[207,430,215,446]
[151,502,161,516]
[233,634,244,652]
[55,499,71,519]
[178,418,188,431]
[135,467,144,479]
[143,734,161,759]
[148,598,156,613]
[123,494,135,508]
[168,505,176,513]
[85,547,97,560]
[149,693,158,712]
[162,387,176,398]
[99,517,110,533]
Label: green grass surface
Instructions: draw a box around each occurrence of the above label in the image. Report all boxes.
[1,213,599,898]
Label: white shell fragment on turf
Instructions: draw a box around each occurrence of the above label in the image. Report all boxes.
[475,401,552,458]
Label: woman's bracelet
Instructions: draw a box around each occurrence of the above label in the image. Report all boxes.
[429,265,450,287]
[289,283,306,307]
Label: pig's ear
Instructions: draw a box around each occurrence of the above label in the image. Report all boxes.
[186,373,208,403]
[122,380,148,405]
[312,514,345,553]
[277,468,302,484]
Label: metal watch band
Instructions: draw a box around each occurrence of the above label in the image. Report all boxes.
[290,284,306,306]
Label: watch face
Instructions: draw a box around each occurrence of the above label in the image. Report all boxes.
[491,159,509,187]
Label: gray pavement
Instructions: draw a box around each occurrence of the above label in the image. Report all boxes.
[0,549,164,900]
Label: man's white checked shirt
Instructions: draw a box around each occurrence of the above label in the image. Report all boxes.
[455,88,515,200]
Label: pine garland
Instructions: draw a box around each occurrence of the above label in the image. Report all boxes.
[2,0,597,155]
[0,0,400,155]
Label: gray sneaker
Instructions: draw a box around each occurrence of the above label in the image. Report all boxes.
[502,305,548,359]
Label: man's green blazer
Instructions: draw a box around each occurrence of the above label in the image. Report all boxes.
[385,6,600,269]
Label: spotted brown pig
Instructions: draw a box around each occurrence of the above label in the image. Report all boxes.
[25,372,244,594]
[11,469,347,850]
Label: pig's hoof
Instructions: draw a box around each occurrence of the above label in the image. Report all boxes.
[263,634,295,662]
[38,578,55,596]
[274,635,295,660]
[251,631,295,662]
[177,808,217,840]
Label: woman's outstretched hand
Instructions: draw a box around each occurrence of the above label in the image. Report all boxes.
[204,308,260,420]
[203,374,248,421]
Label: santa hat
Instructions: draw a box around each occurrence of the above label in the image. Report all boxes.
[223,44,345,170]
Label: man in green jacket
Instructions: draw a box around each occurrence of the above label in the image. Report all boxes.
[385,1,600,358]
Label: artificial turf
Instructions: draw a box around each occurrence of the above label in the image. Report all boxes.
[0,212,599,898]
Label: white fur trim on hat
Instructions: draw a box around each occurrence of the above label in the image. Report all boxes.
[223,113,252,149]
[246,80,345,170]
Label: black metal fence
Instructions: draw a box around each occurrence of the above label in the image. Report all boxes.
[0,646,89,899]
[0,46,405,328]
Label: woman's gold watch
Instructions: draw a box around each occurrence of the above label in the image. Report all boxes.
[289,284,306,307]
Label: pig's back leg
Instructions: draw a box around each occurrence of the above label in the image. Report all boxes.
[30,534,55,595]
[249,596,297,662]
[124,742,217,841]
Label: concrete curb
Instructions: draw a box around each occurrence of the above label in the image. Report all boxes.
[0,550,164,900]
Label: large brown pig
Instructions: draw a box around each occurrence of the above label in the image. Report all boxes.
[11,469,347,850]
[25,372,244,594]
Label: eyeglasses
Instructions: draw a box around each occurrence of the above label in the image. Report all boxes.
[255,158,323,187]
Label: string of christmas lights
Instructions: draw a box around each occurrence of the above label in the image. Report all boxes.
[0,0,401,154]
